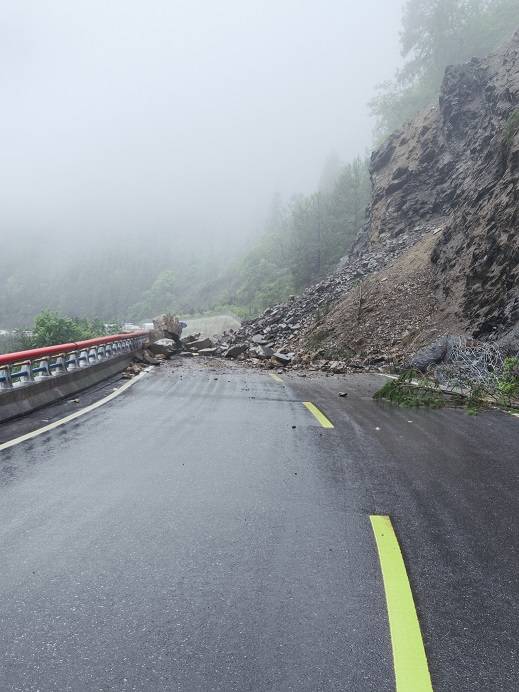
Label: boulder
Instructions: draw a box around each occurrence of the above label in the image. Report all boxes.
[272,352,294,366]
[148,338,178,357]
[409,336,449,371]
[152,314,184,343]
[198,348,218,356]
[251,345,274,359]
[224,343,248,359]
[188,337,214,351]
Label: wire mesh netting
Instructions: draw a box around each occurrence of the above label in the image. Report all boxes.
[434,336,519,401]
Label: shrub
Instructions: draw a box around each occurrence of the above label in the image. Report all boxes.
[374,370,447,408]
[497,356,519,407]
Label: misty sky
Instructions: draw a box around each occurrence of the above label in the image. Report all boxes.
[0,1,404,254]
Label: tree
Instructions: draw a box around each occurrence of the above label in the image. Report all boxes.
[31,311,107,347]
[370,0,519,139]
[318,152,342,195]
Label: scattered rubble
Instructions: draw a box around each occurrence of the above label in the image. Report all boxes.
[122,362,147,378]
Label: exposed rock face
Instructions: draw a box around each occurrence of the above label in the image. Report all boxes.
[366,30,519,339]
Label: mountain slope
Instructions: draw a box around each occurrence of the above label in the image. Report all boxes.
[227,30,519,366]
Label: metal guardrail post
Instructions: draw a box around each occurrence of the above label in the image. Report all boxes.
[78,349,89,367]
[0,366,12,390]
[12,360,34,387]
[0,330,149,394]
[49,355,66,376]
[32,358,51,380]
[65,351,79,371]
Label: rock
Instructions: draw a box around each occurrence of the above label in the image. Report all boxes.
[338,392,348,398]
[251,334,268,344]
[123,362,147,378]
[152,314,184,343]
[180,351,194,357]
[148,338,178,356]
[410,336,450,371]
[224,343,248,359]
[328,361,348,374]
[198,348,218,356]
[137,349,160,365]
[188,337,214,351]
[272,352,294,366]
[251,345,274,359]
[183,333,201,343]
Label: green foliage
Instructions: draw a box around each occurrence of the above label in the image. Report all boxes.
[374,370,447,408]
[0,330,32,354]
[31,311,108,348]
[375,358,519,414]
[288,157,371,290]
[371,0,519,139]
[496,356,519,406]
[464,384,489,415]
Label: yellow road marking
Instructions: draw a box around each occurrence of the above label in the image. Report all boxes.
[370,515,433,692]
[0,368,150,452]
[270,373,284,384]
[303,401,334,428]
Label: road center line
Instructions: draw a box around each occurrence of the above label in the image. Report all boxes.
[270,373,284,383]
[370,515,433,692]
[0,369,150,452]
[303,401,334,428]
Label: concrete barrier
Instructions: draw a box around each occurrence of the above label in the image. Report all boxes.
[0,353,134,424]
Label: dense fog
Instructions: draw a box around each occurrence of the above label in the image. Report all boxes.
[1,1,403,255]
[0,1,417,331]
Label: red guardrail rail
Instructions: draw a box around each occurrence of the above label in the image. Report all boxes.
[0,331,149,367]
[0,330,150,390]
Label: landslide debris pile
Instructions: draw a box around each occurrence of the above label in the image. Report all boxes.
[214,30,519,371]
[124,314,220,376]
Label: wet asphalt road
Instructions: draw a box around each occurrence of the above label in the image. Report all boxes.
[0,361,518,691]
